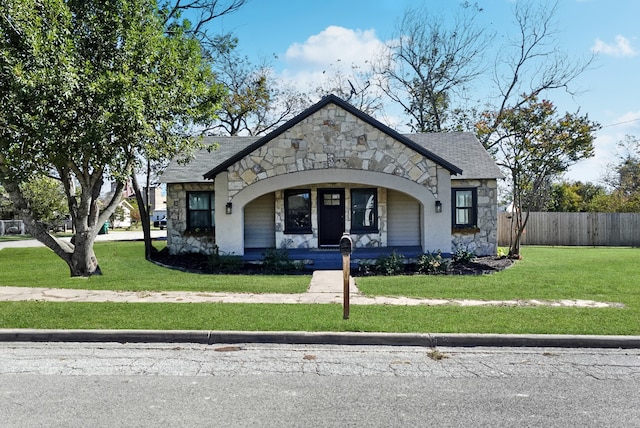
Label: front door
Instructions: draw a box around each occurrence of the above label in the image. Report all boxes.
[318,189,345,247]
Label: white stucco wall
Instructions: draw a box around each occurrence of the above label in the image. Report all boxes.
[213,168,451,256]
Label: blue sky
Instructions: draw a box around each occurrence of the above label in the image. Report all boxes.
[209,0,640,184]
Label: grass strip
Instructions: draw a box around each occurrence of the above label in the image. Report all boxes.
[0,301,636,335]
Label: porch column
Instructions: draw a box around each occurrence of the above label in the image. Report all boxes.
[214,172,245,255]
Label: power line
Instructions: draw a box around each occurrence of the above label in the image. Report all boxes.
[601,117,640,128]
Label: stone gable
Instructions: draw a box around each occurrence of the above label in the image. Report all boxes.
[226,104,438,198]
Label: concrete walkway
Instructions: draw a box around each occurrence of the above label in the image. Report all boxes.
[0,270,623,308]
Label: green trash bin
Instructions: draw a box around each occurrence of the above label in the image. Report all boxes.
[99,222,109,234]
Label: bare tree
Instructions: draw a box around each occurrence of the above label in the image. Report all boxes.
[480,0,595,150]
[314,61,384,116]
[373,2,492,132]
[204,35,309,136]
[160,0,247,49]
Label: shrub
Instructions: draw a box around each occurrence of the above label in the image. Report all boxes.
[416,250,449,274]
[208,248,244,273]
[261,248,304,273]
[452,247,475,264]
[374,250,406,276]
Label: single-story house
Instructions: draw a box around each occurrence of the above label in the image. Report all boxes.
[160,94,502,267]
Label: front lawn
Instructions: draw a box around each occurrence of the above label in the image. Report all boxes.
[0,241,309,294]
[0,243,638,335]
[356,247,640,305]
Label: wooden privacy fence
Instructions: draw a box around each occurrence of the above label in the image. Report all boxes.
[498,212,640,247]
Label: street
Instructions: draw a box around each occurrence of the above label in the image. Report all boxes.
[1,342,639,427]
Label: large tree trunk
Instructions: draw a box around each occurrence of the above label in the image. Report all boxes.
[67,231,102,276]
[131,173,154,260]
[0,156,124,276]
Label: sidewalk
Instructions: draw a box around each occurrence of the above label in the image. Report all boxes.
[0,229,166,250]
[0,270,623,308]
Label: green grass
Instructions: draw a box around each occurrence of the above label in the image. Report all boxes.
[0,235,35,242]
[0,243,639,335]
[357,247,640,305]
[0,302,637,335]
[0,241,309,294]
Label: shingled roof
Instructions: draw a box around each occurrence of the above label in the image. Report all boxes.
[201,95,463,179]
[160,137,254,184]
[406,132,503,180]
[160,95,502,184]
[160,132,502,184]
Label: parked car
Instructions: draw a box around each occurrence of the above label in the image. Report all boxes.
[153,216,167,230]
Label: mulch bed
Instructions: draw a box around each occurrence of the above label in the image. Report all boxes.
[150,249,514,275]
[447,256,515,275]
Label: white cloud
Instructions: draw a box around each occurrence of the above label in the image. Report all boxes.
[591,35,638,57]
[277,25,388,104]
[283,25,384,74]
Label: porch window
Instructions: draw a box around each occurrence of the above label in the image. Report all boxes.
[187,191,215,232]
[351,188,378,232]
[452,188,477,228]
[284,189,311,233]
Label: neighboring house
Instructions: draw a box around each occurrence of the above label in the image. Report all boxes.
[160,95,502,265]
[111,199,135,228]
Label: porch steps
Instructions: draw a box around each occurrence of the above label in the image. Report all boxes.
[242,246,424,271]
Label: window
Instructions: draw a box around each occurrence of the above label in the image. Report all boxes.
[284,189,311,233]
[452,188,477,228]
[187,192,215,232]
[351,188,378,232]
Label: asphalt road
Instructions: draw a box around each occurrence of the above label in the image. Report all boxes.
[1,342,639,427]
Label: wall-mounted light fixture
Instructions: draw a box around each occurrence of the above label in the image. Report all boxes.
[435,200,442,213]
[225,202,233,215]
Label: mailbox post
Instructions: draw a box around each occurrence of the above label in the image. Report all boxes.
[339,233,353,320]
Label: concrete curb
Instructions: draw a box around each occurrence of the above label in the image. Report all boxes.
[1,329,639,349]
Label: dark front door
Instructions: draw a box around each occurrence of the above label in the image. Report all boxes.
[318,189,345,246]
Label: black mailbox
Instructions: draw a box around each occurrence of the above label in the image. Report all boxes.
[339,233,353,256]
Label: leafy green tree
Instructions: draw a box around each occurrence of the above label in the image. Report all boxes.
[20,176,69,229]
[128,1,246,259]
[477,95,599,257]
[0,0,222,276]
[0,186,14,219]
[545,181,607,212]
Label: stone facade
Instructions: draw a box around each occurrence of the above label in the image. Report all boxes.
[274,185,388,250]
[226,104,439,199]
[451,179,499,256]
[166,182,217,255]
